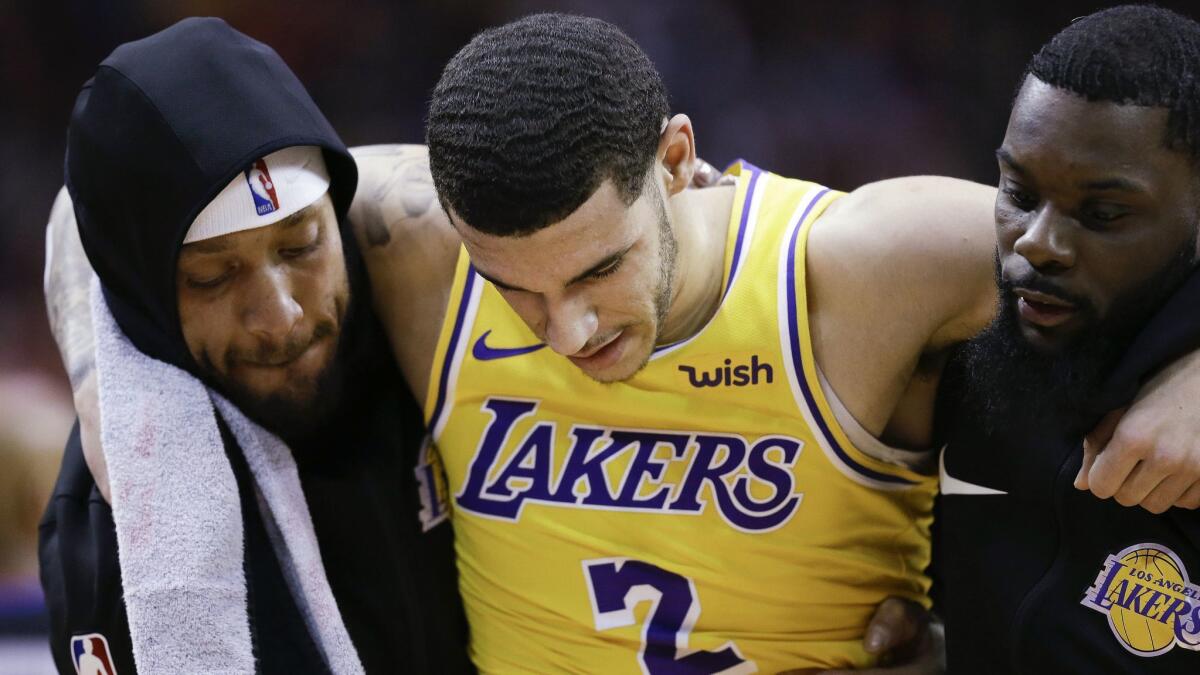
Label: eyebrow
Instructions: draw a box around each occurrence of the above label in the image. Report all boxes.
[180,203,319,256]
[475,244,634,293]
[997,147,1147,194]
[995,148,1024,174]
[1079,177,1148,194]
[281,203,318,228]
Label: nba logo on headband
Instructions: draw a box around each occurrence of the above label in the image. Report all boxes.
[184,146,329,244]
[245,159,280,216]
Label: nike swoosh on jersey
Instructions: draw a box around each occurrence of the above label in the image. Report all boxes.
[472,330,547,361]
[939,448,1007,496]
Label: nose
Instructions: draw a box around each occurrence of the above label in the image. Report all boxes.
[242,266,303,342]
[542,293,598,356]
[1013,205,1076,272]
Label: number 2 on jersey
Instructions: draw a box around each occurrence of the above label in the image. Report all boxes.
[582,558,756,674]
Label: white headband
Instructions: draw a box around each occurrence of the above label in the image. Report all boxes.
[184,145,330,244]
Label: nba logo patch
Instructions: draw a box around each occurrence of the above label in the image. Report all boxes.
[1081,543,1200,657]
[244,158,280,216]
[71,633,118,675]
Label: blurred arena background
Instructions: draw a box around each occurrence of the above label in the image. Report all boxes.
[2,1,1195,671]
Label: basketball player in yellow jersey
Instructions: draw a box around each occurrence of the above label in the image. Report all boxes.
[343,13,1200,674]
[420,160,945,673]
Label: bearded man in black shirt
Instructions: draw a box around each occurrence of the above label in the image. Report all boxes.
[937,6,1200,673]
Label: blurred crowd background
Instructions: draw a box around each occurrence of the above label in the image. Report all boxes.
[2,0,1196,670]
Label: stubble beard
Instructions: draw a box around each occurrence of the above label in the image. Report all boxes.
[615,188,678,381]
[198,290,351,447]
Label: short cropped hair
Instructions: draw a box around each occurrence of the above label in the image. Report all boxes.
[1028,5,1200,162]
[427,13,670,236]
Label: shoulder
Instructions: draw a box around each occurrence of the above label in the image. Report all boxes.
[813,176,996,260]
[349,144,460,258]
[347,145,462,404]
[808,176,998,349]
[800,176,999,439]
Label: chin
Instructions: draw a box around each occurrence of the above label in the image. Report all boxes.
[583,365,635,384]
[212,359,343,441]
[1017,322,1069,355]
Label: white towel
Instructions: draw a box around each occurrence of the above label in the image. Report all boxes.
[90,276,364,675]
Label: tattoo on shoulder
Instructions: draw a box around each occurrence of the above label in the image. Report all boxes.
[362,147,438,248]
[360,199,392,248]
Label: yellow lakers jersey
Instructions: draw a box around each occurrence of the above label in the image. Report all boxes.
[424,162,937,673]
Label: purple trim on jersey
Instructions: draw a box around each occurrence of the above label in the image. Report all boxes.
[784,189,915,486]
[652,163,761,355]
[720,168,761,303]
[430,264,479,429]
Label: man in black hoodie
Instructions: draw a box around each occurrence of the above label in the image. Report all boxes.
[936,6,1200,673]
[39,18,471,674]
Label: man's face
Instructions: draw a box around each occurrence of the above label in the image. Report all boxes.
[995,77,1200,354]
[454,175,677,383]
[176,194,350,429]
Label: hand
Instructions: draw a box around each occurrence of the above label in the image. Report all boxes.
[1076,348,1200,513]
[778,598,943,675]
[690,158,735,189]
[75,369,111,504]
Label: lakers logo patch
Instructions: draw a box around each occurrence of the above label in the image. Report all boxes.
[1081,543,1200,656]
[415,435,451,531]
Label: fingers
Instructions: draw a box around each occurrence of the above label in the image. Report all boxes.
[1078,408,1125,490]
[816,606,940,675]
[864,598,921,656]
[815,630,938,674]
[1136,473,1195,514]
[1075,439,1098,491]
[690,159,722,188]
[1095,349,1200,510]
[1107,460,1166,508]
[690,158,736,188]
[1086,428,1146,500]
[1177,482,1200,510]
[1083,411,1200,512]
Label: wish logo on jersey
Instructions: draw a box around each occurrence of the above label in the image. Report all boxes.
[455,398,804,532]
[1081,543,1200,657]
[678,355,773,388]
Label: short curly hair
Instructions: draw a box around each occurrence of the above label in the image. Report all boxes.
[426,13,670,236]
[1027,5,1200,163]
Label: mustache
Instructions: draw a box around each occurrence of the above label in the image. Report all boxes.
[227,320,336,368]
[999,270,1091,310]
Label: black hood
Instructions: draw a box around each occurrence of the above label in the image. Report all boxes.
[66,16,358,372]
[1088,265,1200,415]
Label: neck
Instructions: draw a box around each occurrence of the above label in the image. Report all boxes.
[657,184,737,345]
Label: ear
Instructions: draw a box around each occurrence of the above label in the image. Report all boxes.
[656,114,696,197]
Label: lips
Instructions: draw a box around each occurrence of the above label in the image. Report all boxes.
[242,334,327,370]
[1014,288,1077,328]
[568,330,626,370]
